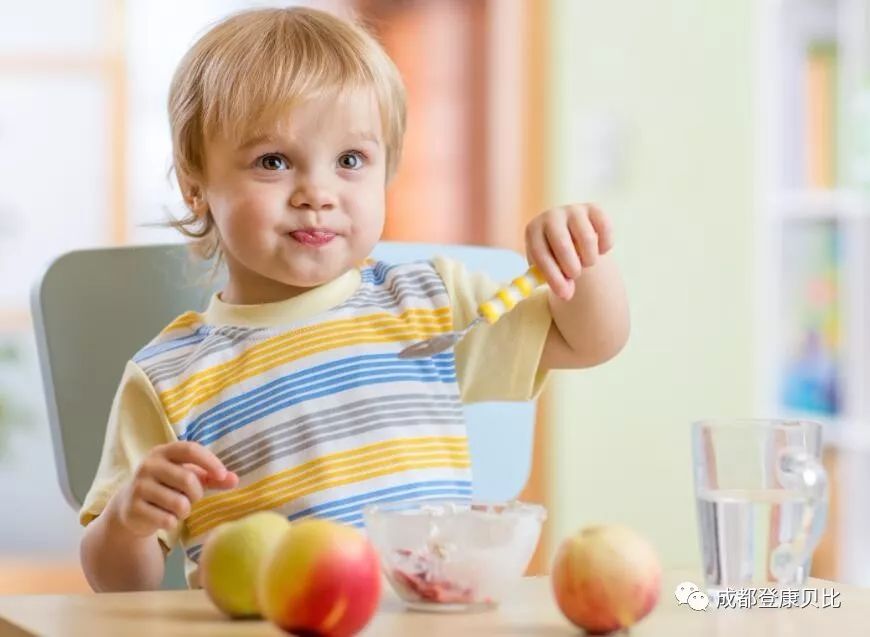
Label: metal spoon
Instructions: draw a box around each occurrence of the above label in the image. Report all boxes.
[398,265,546,359]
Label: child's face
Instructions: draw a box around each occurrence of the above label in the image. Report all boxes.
[199,88,387,304]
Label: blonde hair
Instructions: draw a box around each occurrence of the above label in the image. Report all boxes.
[167,6,406,260]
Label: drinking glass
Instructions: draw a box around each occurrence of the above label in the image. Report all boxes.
[692,419,828,597]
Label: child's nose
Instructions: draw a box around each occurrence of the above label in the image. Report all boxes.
[289,177,337,211]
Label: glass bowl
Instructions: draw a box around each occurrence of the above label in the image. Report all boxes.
[363,499,546,612]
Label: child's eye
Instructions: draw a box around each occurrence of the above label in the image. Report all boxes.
[257,154,289,171]
[337,151,365,170]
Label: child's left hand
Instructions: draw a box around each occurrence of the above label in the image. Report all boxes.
[524,203,614,301]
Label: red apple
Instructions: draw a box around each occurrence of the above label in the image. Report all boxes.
[259,518,381,637]
[552,524,661,634]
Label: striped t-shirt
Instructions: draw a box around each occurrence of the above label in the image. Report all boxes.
[80,255,552,587]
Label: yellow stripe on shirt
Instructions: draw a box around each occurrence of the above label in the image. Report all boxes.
[160,312,201,336]
[185,436,470,537]
[160,308,453,424]
[188,435,469,524]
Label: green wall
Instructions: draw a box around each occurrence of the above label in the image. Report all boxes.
[546,0,757,569]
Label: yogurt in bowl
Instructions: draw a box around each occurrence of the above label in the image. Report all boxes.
[363,500,546,612]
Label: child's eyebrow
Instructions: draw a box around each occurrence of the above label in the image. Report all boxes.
[235,131,381,151]
[236,134,278,151]
[347,131,381,146]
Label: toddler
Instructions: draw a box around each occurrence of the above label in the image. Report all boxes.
[79,6,630,592]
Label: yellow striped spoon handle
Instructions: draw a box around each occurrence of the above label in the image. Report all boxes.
[477,265,547,324]
[397,264,547,359]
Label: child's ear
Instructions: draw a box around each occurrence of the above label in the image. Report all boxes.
[178,174,208,218]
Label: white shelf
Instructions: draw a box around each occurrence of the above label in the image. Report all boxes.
[760,410,870,450]
[758,0,870,584]
[770,189,869,219]
[825,423,870,451]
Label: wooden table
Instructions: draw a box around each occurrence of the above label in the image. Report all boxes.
[0,570,865,636]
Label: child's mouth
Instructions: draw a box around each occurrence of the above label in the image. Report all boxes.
[289,230,336,247]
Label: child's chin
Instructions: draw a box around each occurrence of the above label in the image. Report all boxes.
[275,249,364,284]
[279,265,347,288]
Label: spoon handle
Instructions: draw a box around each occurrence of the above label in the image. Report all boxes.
[477,265,547,325]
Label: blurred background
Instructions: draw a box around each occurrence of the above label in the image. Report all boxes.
[2,0,870,593]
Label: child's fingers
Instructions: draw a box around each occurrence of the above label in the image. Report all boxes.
[185,463,239,490]
[566,209,599,268]
[137,479,191,522]
[544,220,583,281]
[206,470,239,490]
[527,228,573,300]
[185,464,207,480]
[159,462,204,503]
[587,204,614,254]
[128,498,178,535]
[162,441,229,482]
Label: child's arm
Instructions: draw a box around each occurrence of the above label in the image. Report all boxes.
[525,203,630,370]
[80,496,167,591]
[81,441,238,591]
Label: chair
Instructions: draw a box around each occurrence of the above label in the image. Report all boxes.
[31,242,538,589]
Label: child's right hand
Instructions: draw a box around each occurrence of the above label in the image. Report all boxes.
[109,441,239,538]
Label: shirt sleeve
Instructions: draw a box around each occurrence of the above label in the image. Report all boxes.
[432,255,553,403]
[79,360,180,554]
